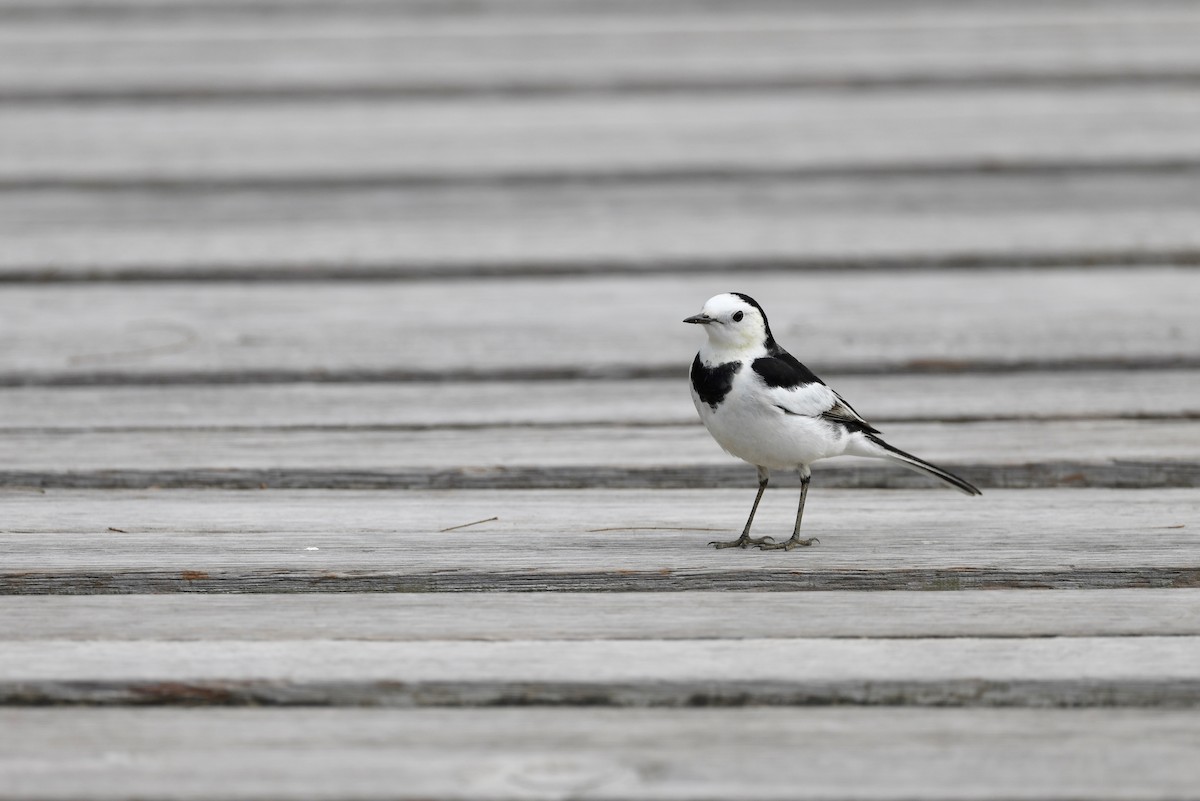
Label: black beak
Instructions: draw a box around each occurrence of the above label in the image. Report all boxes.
[683,314,713,325]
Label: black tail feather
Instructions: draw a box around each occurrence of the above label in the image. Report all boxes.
[866,434,982,496]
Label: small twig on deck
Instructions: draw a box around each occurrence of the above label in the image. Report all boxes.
[106,527,127,533]
[439,516,499,533]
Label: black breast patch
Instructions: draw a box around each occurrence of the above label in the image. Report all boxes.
[691,355,740,411]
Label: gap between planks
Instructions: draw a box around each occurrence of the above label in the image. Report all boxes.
[6,252,1200,284]
[3,462,1198,491]
[7,73,1200,106]
[6,356,1200,388]
[5,159,1200,194]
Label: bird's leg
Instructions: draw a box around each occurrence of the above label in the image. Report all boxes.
[710,466,775,549]
[758,469,819,550]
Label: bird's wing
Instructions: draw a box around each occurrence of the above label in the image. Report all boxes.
[750,351,823,389]
[821,390,881,435]
[752,354,881,434]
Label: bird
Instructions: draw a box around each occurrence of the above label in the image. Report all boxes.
[685,292,980,550]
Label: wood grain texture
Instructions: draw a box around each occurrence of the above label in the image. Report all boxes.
[3,371,1194,429]
[4,708,1200,800]
[5,4,1200,101]
[1,0,1195,10]
[5,88,1200,184]
[2,489,1195,592]
[4,590,1200,640]
[5,463,1196,491]
[3,637,1200,706]
[0,0,1193,795]
[6,172,1200,279]
[1,270,1196,381]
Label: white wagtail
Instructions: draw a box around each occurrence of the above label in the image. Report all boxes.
[685,292,981,550]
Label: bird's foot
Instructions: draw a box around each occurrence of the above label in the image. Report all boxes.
[709,533,775,549]
[757,536,819,551]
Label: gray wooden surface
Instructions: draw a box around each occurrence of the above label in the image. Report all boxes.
[1,421,1196,487]
[7,590,1200,640]
[2,489,1195,592]
[4,1,1200,799]
[1,270,1197,381]
[1,370,1198,427]
[7,172,1200,280]
[5,709,1200,801]
[8,88,1200,184]
[6,2,1200,100]
[5,637,1200,707]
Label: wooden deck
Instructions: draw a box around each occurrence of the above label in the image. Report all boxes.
[2,1,1200,798]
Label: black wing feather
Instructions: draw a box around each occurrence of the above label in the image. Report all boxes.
[822,398,881,435]
[823,390,880,434]
[755,351,882,435]
[751,352,823,390]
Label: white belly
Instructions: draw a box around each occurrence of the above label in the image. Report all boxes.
[692,374,851,469]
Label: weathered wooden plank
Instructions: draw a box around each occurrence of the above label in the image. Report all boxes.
[2,637,1200,706]
[0,420,1195,490]
[5,88,1200,183]
[7,462,1195,491]
[5,590,1199,641]
[1,270,1196,381]
[1,371,1195,429]
[5,6,1200,101]
[4,708,1199,801]
[0,0,1194,11]
[2,489,1196,592]
[6,172,1200,279]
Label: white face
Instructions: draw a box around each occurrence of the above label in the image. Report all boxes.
[686,293,769,353]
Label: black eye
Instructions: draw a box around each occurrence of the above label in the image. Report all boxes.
[732,311,744,322]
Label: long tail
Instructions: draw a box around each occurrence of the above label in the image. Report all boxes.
[861,433,982,496]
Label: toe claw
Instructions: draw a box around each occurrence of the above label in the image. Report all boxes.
[756,536,820,551]
[709,533,772,549]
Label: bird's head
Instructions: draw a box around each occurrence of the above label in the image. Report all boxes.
[684,292,774,359]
